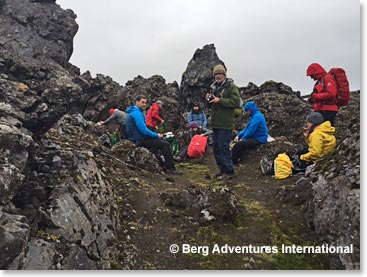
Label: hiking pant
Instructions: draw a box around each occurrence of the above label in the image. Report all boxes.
[292,149,313,174]
[212,129,234,174]
[120,123,128,139]
[232,138,261,164]
[177,145,188,159]
[141,137,175,170]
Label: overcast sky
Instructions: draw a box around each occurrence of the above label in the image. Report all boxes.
[57,0,361,95]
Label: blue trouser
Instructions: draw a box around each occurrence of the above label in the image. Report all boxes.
[212,129,234,174]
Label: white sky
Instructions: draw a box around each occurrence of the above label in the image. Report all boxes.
[57,0,361,94]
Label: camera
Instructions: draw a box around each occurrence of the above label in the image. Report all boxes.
[207,94,215,102]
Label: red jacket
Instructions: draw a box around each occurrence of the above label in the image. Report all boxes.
[146,103,163,128]
[308,63,338,112]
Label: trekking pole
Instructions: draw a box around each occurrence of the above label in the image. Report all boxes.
[93,146,145,171]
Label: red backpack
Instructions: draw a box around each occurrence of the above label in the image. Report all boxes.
[328,68,350,107]
[187,135,208,158]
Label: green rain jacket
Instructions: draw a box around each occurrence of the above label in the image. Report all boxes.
[210,78,240,129]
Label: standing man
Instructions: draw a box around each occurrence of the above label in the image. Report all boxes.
[232,101,268,165]
[306,63,338,126]
[126,96,180,175]
[146,99,164,131]
[207,64,241,180]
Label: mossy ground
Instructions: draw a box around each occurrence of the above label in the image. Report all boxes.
[106,145,329,270]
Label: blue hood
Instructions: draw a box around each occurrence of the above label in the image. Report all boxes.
[243,101,259,116]
[125,105,159,143]
[127,106,141,113]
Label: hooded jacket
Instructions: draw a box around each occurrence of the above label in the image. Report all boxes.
[210,78,241,129]
[300,120,336,163]
[307,63,338,112]
[146,103,163,128]
[237,102,268,144]
[104,109,127,125]
[187,108,207,128]
[126,106,159,143]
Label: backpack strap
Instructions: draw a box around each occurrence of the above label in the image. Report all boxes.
[319,74,337,105]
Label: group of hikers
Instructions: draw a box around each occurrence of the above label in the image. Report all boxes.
[98,62,348,179]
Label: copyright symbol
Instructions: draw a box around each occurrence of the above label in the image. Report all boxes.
[169,244,179,254]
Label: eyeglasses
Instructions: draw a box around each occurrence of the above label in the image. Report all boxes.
[214,73,224,76]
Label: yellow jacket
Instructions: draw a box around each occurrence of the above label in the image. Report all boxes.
[300,121,336,163]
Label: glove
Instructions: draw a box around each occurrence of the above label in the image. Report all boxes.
[307,93,314,104]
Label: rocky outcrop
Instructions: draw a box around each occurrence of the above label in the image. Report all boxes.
[180,44,224,111]
[303,95,360,270]
[0,0,77,73]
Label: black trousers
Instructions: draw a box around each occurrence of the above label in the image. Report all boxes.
[232,138,261,164]
[141,137,175,169]
[319,110,337,126]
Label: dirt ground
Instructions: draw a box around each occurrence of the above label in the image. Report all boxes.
[106,145,330,270]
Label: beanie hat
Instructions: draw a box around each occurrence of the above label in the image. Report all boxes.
[109,108,115,116]
[193,102,200,108]
[190,121,199,129]
[156,100,163,105]
[213,64,227,76]
[306,112,324,125]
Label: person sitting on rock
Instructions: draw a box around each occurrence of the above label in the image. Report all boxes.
[146,99,164,131]
[187,102,207,131]
[98,108,128,139]
[174,121,205,162]
[126,95,181,175]
[260,112,336,175]
[295,111,336,171]
[232,101,268,165]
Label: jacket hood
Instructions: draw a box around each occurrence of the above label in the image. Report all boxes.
[243,101,259,115]
[210,78,234,89]
[316,120,336,135]
[127,106,141,113]
[306,63,327,78]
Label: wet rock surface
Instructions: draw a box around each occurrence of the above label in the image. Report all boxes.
[0,0,360,270]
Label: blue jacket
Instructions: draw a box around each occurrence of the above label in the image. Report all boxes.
[237,102,268,144]
[126,106,159,143]
[187,110,207,128]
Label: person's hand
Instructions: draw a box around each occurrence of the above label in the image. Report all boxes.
[198,126,203,129]
[303,127,310,138]
[97,121,104,126]
[161,120,164,123]
[158,133,164,139]
[234,136,239,143]
[210,96,220,104]
[308,93,315,103]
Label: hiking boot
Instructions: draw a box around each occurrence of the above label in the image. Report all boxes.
[166,168,182,175]
[174,156,182,162]
[225,172,235,179]
[215,171,223,177]
[217,172,235,181]
[260,157,273,175]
